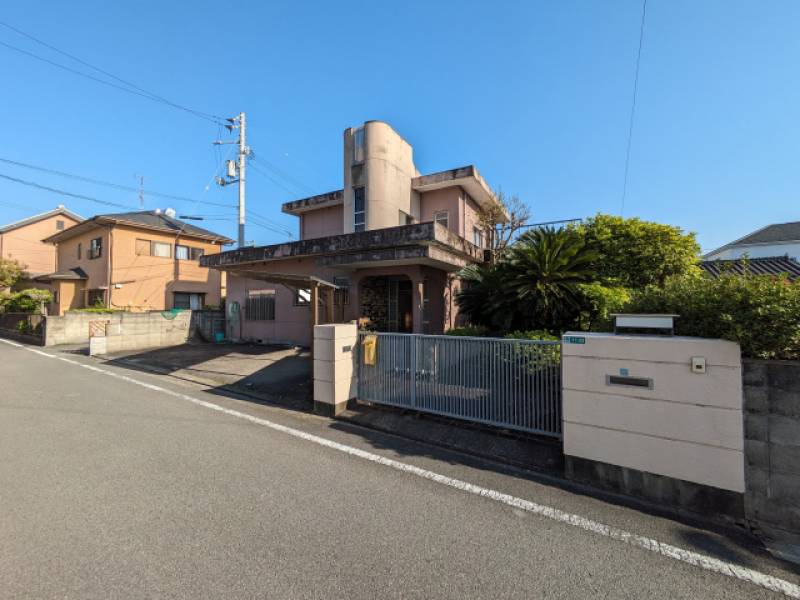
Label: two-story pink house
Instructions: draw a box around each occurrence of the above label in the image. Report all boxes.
[202,121,505,346]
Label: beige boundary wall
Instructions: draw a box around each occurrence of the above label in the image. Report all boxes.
[562,332,745,493]
[45,310,193,351]
[313,323,358,416]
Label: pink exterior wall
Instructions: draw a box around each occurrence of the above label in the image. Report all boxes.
[227,260,454,346]
[300,205,344,240]
[419,188,461,235]
[463,194,483,247]
[418,187,486,248]
[227,260,359,347]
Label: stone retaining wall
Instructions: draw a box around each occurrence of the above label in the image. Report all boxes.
[743,359,800,545]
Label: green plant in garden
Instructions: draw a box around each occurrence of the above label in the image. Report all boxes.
[455,263,521,331]
[576,214,700,288]
[0,257,26,289]
[504,330,560,342]
[445,326,491,337]
[625,272,800,359]
[3,288,52,313]
[15,319,33,334]
[456,227,600,333]
[577,283,631,331]
[505,226,599,331]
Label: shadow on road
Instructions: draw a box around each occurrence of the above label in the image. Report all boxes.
[89,340,798,577]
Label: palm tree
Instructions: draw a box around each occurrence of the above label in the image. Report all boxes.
[455,263,519,331]
[506,226,598,329]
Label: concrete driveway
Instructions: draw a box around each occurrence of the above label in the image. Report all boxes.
[102,342,312,411]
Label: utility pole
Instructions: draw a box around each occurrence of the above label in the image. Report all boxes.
[214,112,248,248]
[237,112,246,248]
[136,175,144,208]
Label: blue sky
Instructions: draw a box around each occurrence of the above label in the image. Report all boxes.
[1,0,798,252]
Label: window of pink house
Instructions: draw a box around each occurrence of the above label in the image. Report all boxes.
[473,226,485,247]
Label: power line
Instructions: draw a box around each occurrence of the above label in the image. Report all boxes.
[0,23,225,125]
[0,172,139,210]
[247,161,304,197]
[620,0,648,216]
[0,157,236,209]
[249,153,315,196]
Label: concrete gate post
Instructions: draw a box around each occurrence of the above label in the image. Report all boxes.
[313,323,358,417]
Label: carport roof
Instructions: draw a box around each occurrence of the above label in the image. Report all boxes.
[222,271,340,289]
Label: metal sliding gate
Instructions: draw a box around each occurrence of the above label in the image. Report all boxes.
[357,332,562,438]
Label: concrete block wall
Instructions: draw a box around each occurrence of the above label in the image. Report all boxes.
[313,323,358,416]
[562,333,746,520]
[44,310,193,351]
[743,360,800,544]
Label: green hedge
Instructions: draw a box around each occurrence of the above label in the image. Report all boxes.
[0,288,52,313]
[626,273,800,360]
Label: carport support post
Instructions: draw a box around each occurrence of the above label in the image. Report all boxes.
[326,287,335,324]
[310,282,319,367]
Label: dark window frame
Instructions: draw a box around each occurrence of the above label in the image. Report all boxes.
[88,237,102,260]
[333,277,350,306]
[353,187,366,232]
[245,289,276,321]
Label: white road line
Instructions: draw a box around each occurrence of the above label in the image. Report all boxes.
[2,338,798,598]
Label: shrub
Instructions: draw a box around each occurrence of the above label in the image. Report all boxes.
[4,289,53,313]
[504,330,560,342]
[625,273,800,359]
[575,214,700,287]
[15,320,33,334]
[0,257,26,288]
[445,326,491,337]
[577,283,631,332]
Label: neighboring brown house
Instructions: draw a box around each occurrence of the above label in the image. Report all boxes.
[38,211,234,315]
[202,120,506,346]
[0,205,84,281]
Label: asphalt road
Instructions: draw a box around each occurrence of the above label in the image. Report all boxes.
[1,339,799,599]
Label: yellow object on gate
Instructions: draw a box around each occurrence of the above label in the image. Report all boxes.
[362,334,377,366]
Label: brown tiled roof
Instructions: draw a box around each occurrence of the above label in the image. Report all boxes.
[43,211,234,244]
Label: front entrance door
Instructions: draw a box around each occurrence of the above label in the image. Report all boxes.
[388,279,413,332]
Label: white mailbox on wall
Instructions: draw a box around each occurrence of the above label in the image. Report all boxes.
[561,332,745,493]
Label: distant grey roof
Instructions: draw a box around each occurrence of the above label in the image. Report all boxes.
[700,256,800,280]
[734,221,800,245]
[706,221,800,258]
[43,210,234,244]
[34,267,88,282]
[0,206,84,233]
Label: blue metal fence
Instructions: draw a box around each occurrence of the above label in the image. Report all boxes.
[357,331,562,438]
